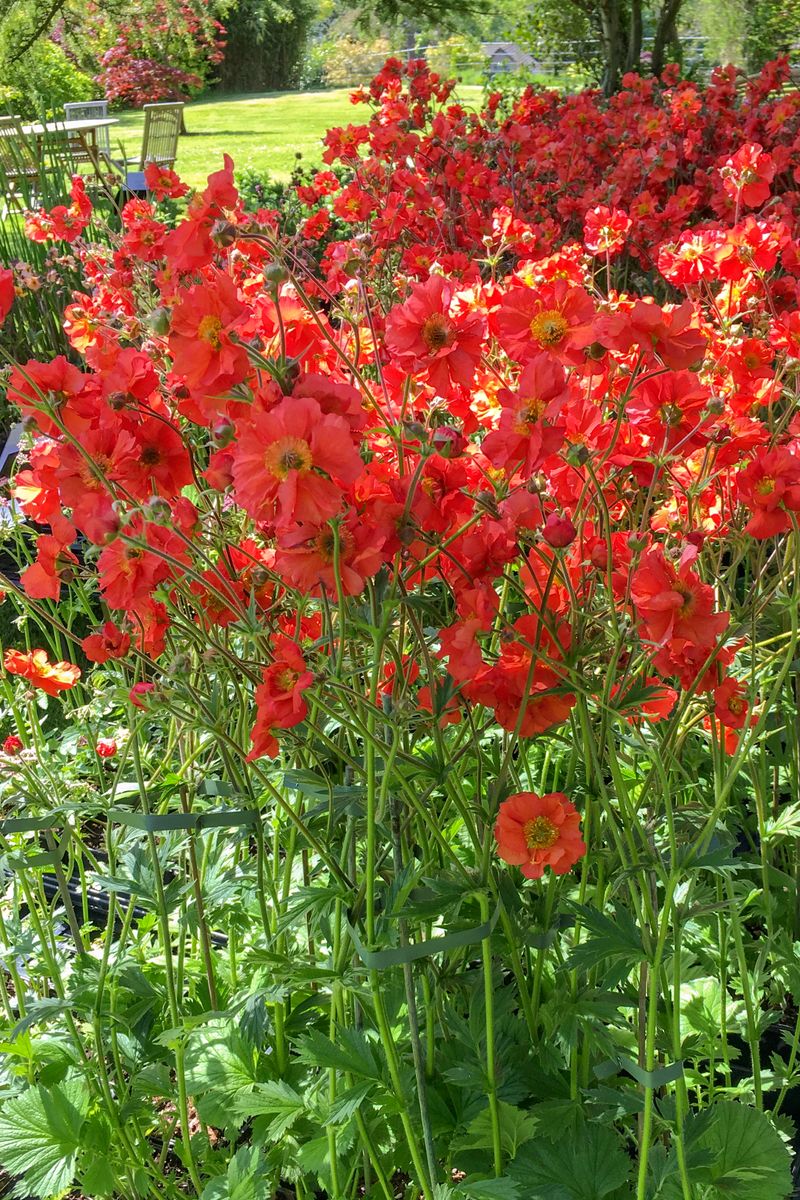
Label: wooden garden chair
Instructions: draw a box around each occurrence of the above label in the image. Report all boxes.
[0,115,40,213]
[122,101,184,196]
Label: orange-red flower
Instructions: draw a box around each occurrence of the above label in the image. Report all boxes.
[231,396,363,530]
[247,640,314,760]
[630,545,728,648]
[0,268,14,326]
[713,676,756,730]
[4,649,80,696]
[482,353,568,474]
[737,447,800,538]
[495,279,594,365]
[384,274,487,393]
[169,269,250,397]
[81,622,131,663]
[494,791,586,880]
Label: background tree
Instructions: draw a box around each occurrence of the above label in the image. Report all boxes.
[217,0,317,92]
[0,0,94,116]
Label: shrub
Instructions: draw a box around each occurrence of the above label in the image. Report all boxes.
[0,40,94,120]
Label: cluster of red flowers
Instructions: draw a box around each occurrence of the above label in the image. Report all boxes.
[295,54,800,273]
[6,57,800,878]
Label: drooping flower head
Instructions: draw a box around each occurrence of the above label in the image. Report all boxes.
[4,649,80,696]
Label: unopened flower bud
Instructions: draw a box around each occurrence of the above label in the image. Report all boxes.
[590,543,608,570]
[212,419,235,448]
[542,513,576,548]
[566,442,590,466]
[148,306,171,335]
[704,395,725,415]
[107,390,128,411]
[263,262,289,288]
[627,533,648,552]
[403,421,427,441]
[431,426,465,458]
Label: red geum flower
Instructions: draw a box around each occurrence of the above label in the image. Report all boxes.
[231,395,363,529]
[8,356,86,438]
[713,676,756,730]
[169,268,250,397]
[96,738,118,758]
[2,735,23,755]
[20,533,79,602]
[129,682,155,709]
[481,353,569,474]
[630,544,729,648]
[144,162,189,201]
[384,274,487,394]
[81,621,131,663]
[495,279,595,365]
[4,649,80,696]
[98,521,187,613]
[275,518,386,597]
[247,639,314,761]
[737,447,800,538]
[720,143,776,208]
[583,205,632,257]
[597,299,707,371]
[494,791,586,880]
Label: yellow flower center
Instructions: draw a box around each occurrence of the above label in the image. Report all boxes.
[523,815,558,850]
[198,314,223,349]
[313,526,353,564]
[755,475,775,495]
[421,313,453,353]
[275,667,299,692]
[728,695,746,715]
[674,582,695,614]
[514,396,548,434]
[530,309,568,349]
[264,437,313,480]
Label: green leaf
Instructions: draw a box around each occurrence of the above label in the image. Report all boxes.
[458,1102,538,1160]
[234,1080,305,1138]
[294,1027,380,1080]
[565,904,646,974]
[682,1102,792,1200]
[201,1147,266,1200]
[458,1178,521,1200]
[0,1078,88,1198]
[80,1155,116,1197]
[510,1123,631,1199]
[184,1029,261,1128]
[327,1080,375,1124]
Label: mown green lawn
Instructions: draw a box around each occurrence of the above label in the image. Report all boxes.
[111,86,484,190]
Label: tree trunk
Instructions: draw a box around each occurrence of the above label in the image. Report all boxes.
[651,0,684,77]
[597,0,624,95]
[625,0,643,73]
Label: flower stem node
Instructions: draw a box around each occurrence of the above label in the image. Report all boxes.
[147,496,173,524]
